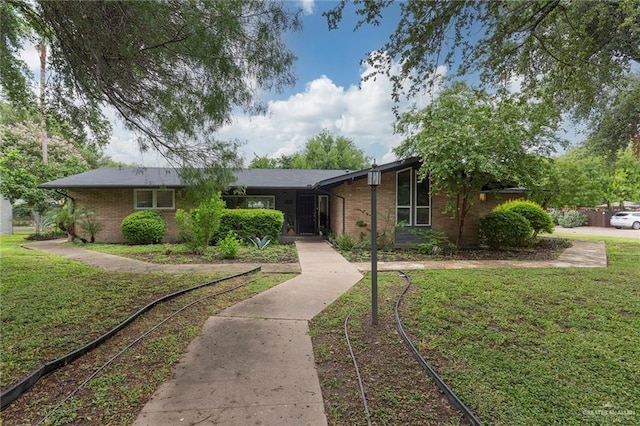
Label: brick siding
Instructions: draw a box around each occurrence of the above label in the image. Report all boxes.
[69,189,182,243]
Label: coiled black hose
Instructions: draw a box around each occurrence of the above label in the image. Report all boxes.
[0,267,260,410]
[395,271,482,426]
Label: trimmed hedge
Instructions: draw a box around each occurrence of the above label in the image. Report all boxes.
[558,210,588,228]
[479,211,533,249]
[215,209,284,243]
[494,199,554,237]
[121,210,167,244]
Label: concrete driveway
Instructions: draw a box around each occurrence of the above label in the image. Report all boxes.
[553,226,640,239]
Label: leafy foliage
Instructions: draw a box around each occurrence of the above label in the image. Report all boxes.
[395,82,557,247]
[121,211,167,244]
[334,232,357,252]
[494,200,554,238]
[217,231,241,259]
[557,211,588,228]
[479,211,533,249]
[1,0,302,172]
[248,129,370,170]
[415,230,455,256]
[325,1,639,126]
[174,195,225,254]
[216,209,284,243]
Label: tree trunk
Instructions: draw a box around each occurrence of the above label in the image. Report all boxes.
[39,43,48,164]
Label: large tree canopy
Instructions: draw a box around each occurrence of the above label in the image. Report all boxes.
[325,1,639,122]
[1,0,301,183]
[248,130,370,170]
[395,82,559,246]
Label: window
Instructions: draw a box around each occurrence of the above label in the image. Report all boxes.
[134,189,175,210]
[395,168,430,226]
[222,195,275,209]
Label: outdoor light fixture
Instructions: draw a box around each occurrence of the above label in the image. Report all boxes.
[368,162,380,325]
[367,162,381,186]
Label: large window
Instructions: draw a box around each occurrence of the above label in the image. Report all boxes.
[223,195,275,209]
[395,168,430,226]
[134,189,175,210]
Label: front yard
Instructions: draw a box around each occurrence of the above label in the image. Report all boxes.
[2,232,638,424]
[310,236,640,425]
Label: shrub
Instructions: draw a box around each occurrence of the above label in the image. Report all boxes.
[494,199,554,238]
[217,231,241,259]
[121,210,167,244]
[558,210,588,228]
[215,209,284,243]
[548,208,563,225]
[335,232,356,251]
[249,236,271,250]
[479,211,533,249]
[79,217,102,243]
[175,195,225,253]
[416,230,456,255]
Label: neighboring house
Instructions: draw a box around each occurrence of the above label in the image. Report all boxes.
[40,158,524,246]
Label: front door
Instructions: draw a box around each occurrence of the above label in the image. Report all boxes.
[297,194,316,234]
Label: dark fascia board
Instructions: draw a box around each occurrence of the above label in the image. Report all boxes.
[314,157,422,188]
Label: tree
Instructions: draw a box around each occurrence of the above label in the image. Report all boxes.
[583,75,640,160]
[300,130,370,170]
[0,119,90,232]
[248,130,370,170]
[395,82,558,247]
[325,1,639,131]
[1,0,302,183]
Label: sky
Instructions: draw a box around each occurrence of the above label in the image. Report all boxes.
[103,0,420,167]
[17,0,576,168]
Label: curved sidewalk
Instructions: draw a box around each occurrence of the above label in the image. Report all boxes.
[21,239,300,274]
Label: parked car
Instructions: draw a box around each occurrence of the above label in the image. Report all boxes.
[610,211,640,230]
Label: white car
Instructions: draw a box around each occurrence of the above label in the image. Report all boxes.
[610,211,640,230]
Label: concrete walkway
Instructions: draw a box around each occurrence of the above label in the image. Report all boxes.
[354,239,607,271]
[133,241,363,426]
[21,239,300,274]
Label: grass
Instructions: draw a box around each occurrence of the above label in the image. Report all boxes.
[310,237,640,425]
[1,232,293,424]
[81,240,298,264]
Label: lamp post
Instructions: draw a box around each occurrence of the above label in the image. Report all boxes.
[367,162,381,325]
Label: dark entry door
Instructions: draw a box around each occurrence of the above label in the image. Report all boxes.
[297,194,316,234]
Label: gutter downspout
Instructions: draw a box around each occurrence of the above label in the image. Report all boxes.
[310,185,345,235]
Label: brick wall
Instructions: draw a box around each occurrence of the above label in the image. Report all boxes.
[327,173,522,247]
[69,189,182,243]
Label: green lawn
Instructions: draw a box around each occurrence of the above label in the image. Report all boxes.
[311,237,640,425]
[0,234,291,424]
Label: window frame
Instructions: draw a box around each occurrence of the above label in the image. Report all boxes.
[222,195,276,210]
[395,168,431,226]
[134,188,175,210]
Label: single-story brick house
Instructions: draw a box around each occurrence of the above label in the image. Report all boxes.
[41,157,524,246]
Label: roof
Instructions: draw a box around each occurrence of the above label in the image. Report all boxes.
[40,167,351,189]
[315,157,422,188]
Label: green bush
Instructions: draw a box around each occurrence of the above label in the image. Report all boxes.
[175,195,225,253]
[334,232,357,251]
[217,231,241,258]
[558,210,588,228]
[215,209,284,243]
[494,199,554,237]
[121,210,167,244]
[548,208,563,225]
[416,230,455,255]
[479,211,533,249]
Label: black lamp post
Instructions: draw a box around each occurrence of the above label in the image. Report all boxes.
[367,161,381,325]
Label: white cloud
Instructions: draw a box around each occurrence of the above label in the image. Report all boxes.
[217,58,447,166]
[298,0,315,15]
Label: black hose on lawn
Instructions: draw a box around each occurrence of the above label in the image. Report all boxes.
[395,271,482,426]
[344,313,372,426]
[0,267,260,410]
